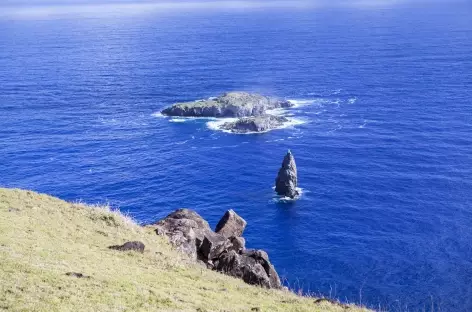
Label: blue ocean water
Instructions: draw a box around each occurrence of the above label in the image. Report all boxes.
[1,2,472,311]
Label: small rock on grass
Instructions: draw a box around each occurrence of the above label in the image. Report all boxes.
[65,272,91,279]
[108,241,145,253]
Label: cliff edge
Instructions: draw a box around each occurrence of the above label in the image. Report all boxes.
[0,188,370,312]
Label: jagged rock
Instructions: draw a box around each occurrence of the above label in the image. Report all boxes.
[215,209,247,238]
[219,115,289,133]
[243,262,271,288]
[161,92,293,118]
[199,231,232,262]
[275,150,299,198]
[215,250,281,289]
[152,209,211,260]
[244,249,270,264]
[228,236,246,253]
[215,250,241,274]
[151,208,281,289]
[160,209,211,231]
[108,241,145,253]
[243,249,281,289]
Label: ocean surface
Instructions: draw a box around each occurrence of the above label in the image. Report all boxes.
[1,2,472,311]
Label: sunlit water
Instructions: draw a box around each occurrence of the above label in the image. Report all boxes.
[1,2,472,311]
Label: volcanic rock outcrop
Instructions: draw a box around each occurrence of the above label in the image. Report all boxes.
[219,115,289,133]
[151,209,282,289]
[215,209,247,238]
[161,91,292,118]
[275,150,299,199]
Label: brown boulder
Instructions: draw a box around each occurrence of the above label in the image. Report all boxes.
[215,209,247,238]
[242,249,282,289]
[215,250,276,289]
[199,231,232,262]
[228,236,246,253]
[153,209,210,260]
[151,208,282,289]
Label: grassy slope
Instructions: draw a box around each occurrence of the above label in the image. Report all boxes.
[0,188,371,312]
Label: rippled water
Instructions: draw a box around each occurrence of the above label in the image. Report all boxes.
[1,2,472,311]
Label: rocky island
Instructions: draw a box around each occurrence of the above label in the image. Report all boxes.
[161,91,293,118]
[220,115,289,133]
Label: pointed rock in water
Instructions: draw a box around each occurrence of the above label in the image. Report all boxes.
[275,150,299,199]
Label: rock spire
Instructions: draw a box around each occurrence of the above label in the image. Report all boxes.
[275,150,299,199]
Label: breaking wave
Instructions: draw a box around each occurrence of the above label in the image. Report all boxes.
[272,187,304,202]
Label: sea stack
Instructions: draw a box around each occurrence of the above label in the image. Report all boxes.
[275,150,299,199]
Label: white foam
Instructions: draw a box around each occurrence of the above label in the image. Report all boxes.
[265,138,285,142]
[266,107,287,116]
[170,116,218,121]
[273,187,304,202]
[155,97,321,134]
[151,112,167,118]
[265,99,316,119]
[153,111,221,124]
[206,118,238,132]
[348,97,357,104]
[359,119,369,128]
[287,99,316,108]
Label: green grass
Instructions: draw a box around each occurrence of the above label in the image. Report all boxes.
[0,188,371,312]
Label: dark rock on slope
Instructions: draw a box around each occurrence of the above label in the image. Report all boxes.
[219,115,289,133]
[151,209,282,289]
[161,92,293,118]
[215,249,282,289]
[152,208,211,261]
[108,241,145,253]
[65,272,91,279]
[275,150,299,199]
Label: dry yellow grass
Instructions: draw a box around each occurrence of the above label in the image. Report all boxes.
[0,188,372,312]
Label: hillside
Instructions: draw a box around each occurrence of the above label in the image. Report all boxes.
[0,188,371,312]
